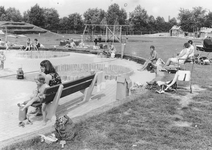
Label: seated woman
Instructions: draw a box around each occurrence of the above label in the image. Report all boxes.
[164,42,190,67]
[139,45,158,71]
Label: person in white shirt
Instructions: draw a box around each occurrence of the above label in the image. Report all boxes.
[188,40,195,58]
[164,43,190,66]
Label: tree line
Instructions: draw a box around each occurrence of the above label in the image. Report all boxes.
[0,4,211,34]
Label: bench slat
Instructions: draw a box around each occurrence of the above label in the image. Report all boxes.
[41,74,95,104]
[61,80,92,98]
[63,74,95,88]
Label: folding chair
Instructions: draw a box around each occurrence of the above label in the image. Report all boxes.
[165,70,193,93]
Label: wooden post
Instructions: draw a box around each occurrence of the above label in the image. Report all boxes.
[105,26,107,43]
[120,26,122,43]
[5,26,7,42]
[113,25,115,43]
[82,25,87,43]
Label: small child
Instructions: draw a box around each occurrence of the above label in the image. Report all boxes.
[21,73,49,124]
[0,51,6,69]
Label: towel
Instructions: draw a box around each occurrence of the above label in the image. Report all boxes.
[177,70,191,81]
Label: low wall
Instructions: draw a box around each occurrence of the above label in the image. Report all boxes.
[55,63,133,82]
[16,51,70,58]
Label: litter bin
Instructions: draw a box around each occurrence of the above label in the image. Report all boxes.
[116,75,132,100]
[121,43,126,59]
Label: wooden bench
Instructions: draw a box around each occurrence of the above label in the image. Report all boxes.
[32,72,101,122]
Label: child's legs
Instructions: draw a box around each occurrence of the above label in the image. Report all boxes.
[26,106,36,120]
[42,103,47,121]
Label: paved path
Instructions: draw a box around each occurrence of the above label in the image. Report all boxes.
[0,50,155,148]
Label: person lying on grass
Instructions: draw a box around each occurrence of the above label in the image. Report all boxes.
[20,73,49,125]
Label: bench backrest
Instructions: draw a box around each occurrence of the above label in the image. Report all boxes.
[43,74,95,104]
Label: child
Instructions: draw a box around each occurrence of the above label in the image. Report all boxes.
[0,51,6,69]
[20,73,49,124]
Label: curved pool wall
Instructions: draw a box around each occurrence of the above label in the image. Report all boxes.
[55,63,134,82]
[16,51,70,58]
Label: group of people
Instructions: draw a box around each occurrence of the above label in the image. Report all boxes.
[140,40,195,73]
[24,38,41,51]
[64,39,77,48]
[18,60,62,126]
[102,41,116,58]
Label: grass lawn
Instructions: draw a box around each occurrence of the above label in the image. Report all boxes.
[4,34,212,150]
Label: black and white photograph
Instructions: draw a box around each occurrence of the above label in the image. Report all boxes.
[1,0,212,149]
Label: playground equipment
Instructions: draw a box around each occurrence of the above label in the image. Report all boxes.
[82,24,130,44]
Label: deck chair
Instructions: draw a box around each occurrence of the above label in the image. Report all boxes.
[165,70,192,93]
[177,55,195,70]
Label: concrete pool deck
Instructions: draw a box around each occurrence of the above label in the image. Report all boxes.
[0,50,155,148]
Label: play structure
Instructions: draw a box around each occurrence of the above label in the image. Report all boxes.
[82,24,130,43]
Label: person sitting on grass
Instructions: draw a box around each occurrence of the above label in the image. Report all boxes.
[34,39,40,51]
[108,41,116,58]
[25,38,32,51]
[70,39,76,48]
[18,73,49,125]
[103,41,116,57]
[164,42,190,67]
[138,45,158,71]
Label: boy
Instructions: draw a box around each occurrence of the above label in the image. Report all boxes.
[19,73,49,124]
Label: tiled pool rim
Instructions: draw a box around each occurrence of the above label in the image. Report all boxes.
[55,63,134,81]
[16,51,70,59]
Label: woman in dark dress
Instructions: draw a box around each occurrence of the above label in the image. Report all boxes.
[35,60,62,116]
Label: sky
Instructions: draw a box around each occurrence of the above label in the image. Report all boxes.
[1,0,212,21]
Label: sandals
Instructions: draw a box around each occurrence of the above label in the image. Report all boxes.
[26,119,33,125]
[19,121,25,127]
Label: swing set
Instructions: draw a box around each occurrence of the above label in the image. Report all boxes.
[82,24,130,44]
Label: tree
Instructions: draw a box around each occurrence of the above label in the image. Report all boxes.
[58,17,69,31]
[106,3,127,25]
[129,5,149,33]
[204,12,212,27]
[147,15,156,32]
[68,13,84,33]
[28,4,45,27]
[43,8,60,31]
[178,8,193,32]
[83,8,106,24]
[178,7,206,32]
[5,7,22,22]
[0,6,6,21]
[191,7,206,31]
[155,16,166,32]
[23,10,30,23]
[169,17,177,26]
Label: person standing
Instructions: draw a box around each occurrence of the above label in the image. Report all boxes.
[0,51,6,69]
[188,40,195,58]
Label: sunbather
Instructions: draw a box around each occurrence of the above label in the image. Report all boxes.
[164,42,190,67]
[18,73,49,125]
[138,45,158,71]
